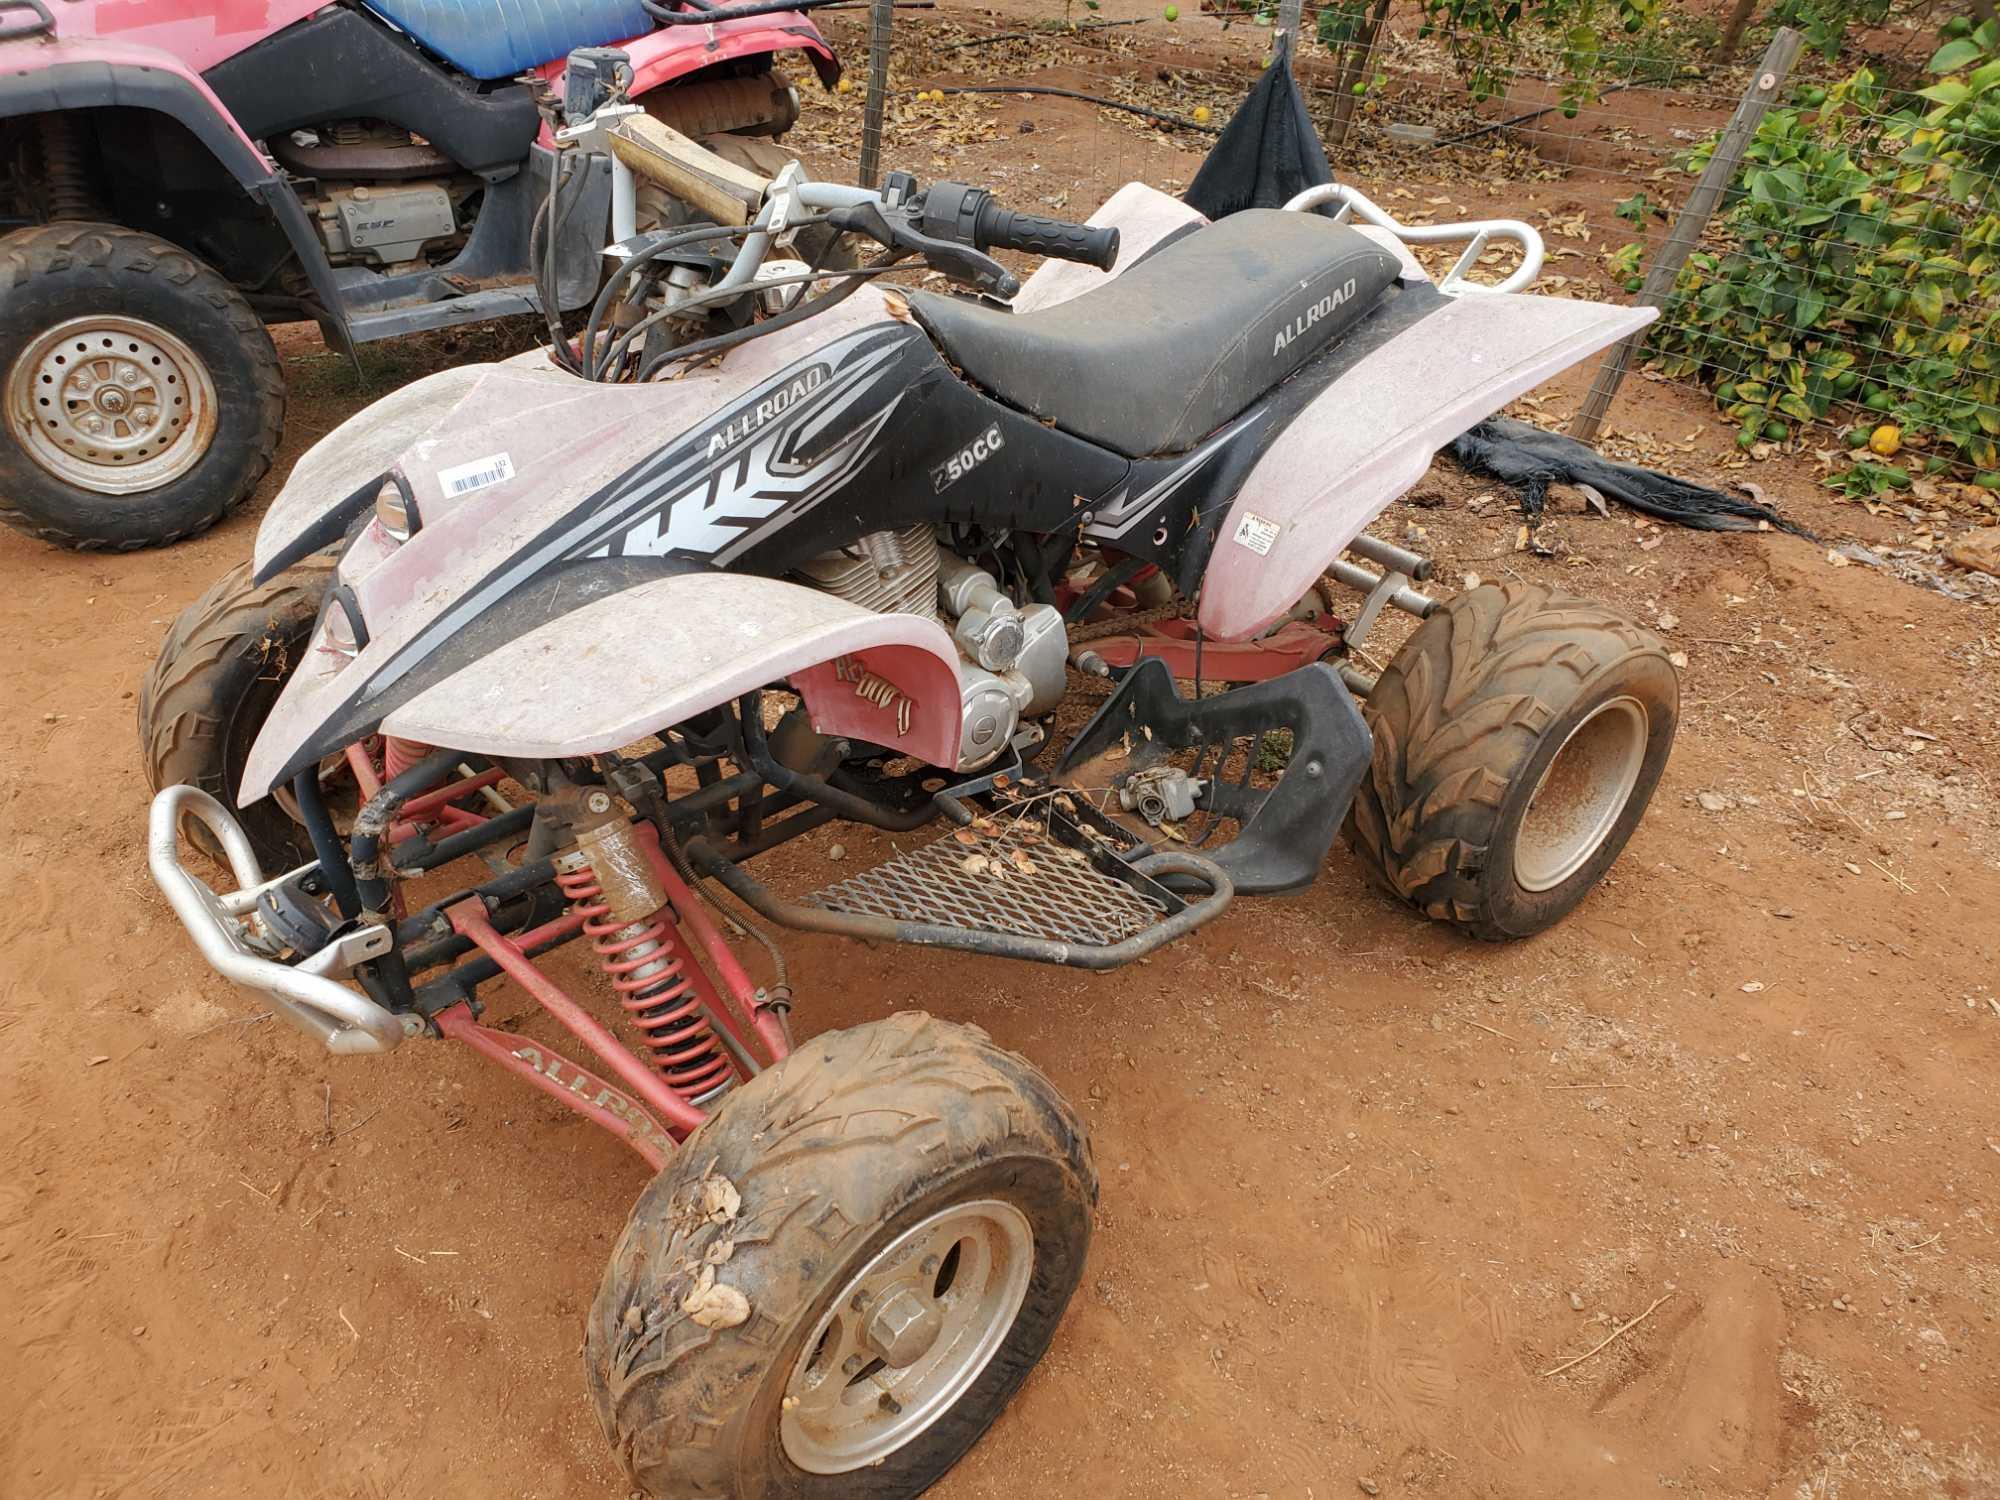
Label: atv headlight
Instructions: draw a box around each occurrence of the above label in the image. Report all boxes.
[374,472,419,541]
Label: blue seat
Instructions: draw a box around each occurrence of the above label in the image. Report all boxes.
[365,0,657,81]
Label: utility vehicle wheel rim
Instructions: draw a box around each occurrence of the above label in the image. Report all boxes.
[780,1198,1034,1474]
[6,315,218,493]
[1514,695,1648,892]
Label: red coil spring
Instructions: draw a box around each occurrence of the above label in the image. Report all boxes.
[382,735,434,781]
[555,866,734,1102]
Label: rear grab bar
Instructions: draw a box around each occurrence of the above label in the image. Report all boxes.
[1283,183,1544,296]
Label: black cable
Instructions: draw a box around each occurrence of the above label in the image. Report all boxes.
[580,222,759,381]
[636,249,910,381]
[605,262,896,381]
[532,151,586,374]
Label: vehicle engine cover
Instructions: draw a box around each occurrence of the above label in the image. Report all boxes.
[317,183,459,267]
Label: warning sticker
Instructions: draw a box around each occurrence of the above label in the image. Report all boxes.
[437,452,516,497]
[1231,511,1281,556]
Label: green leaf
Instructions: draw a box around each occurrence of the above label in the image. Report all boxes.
[1918,81,1970,107]
[1929,38,1984,73]
[1909,280,1946,324]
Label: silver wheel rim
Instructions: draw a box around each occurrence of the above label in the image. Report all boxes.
[780,1198,1034,1474]
[5,315,218,493]
[1513,695,1649,892]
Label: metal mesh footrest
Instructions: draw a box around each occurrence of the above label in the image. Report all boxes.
[809,824,1169,947]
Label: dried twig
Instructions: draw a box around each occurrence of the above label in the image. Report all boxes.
[338,1306,359,1341]
[335,1107,382,1139]
[1901,1232,1942,1254]
[1541,1292,1674,1377]
[1545,1081,1635,1090]
[238,1178,276,1204]
[1459,1016,1520,1043]
[1868,859,1915,895]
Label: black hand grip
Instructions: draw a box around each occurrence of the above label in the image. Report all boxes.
[974,204,1120,271]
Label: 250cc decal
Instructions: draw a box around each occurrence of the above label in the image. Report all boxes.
[931,425,1005,494]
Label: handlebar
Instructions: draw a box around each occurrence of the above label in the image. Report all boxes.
[974,202,1119,270]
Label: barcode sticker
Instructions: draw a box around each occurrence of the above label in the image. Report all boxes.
[1231,511,1280,556]
[437,452,515,497]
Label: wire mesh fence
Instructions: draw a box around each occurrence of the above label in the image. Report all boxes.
[779,4,2000,511]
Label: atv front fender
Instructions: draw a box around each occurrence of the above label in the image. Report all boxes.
[251,364,503,583]
[238,571,965,803]
[0,34,352,352]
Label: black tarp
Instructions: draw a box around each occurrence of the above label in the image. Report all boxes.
[1449,417,1813,536]
[1184,33,1334,219]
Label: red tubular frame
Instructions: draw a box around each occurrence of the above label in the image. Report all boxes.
[1083,615,1345,683]
[447,897,712,1138]
[636,824,792,1064]
[434,1004,672,1169]
[440,834,791,1158]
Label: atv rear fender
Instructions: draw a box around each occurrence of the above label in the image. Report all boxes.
[1198,292,1656,641]
[0,31,352,352]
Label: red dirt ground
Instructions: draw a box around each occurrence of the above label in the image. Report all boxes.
[3,11,1998,1499]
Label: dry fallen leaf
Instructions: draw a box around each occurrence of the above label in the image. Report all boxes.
[681,1266,752,1330]
[701,1174,741,1224]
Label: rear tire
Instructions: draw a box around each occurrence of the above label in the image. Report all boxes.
[138,556,335,870]
[0,223,284,549]
[586,1012,1095,1499]
[1345,582,1677,940]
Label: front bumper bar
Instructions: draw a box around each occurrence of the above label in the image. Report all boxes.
[148,785,411,1055]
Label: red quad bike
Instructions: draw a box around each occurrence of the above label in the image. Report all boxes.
[0,0,847,549]
[141,146,1682,1494]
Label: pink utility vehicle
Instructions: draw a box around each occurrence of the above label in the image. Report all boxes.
[142,119,1682,1495]
[0,0,842,548]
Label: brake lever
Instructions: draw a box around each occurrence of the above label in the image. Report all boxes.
[828,202,1020,299]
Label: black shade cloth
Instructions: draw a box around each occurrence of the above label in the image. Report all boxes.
[1449,417,1814,537]
[1185,32,1334,219]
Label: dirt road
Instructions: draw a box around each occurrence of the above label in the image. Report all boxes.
[3,19,1998,1499]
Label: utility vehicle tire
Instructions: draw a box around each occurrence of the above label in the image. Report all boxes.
[1346,582,1677,940]
[139,556,335,870]
[586,1012,1095,1500]
[0,223,284,550]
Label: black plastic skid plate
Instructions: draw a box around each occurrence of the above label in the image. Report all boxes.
[1053,658,1372,895]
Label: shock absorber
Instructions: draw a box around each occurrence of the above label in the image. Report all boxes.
[39,116,103,223]
[554,804,735,1105]
[381,735,434,781]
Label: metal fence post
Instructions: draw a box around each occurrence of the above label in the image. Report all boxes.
[857,0,894,187]
[1275,0,1304,68]
[1568,26,1802,443]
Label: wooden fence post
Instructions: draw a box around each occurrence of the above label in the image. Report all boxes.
[857,0,894,187]
[1567,26,1802,444]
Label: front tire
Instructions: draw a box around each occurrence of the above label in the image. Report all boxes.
[1346,582,1678,940]
[138,556,336,869]
[0,223,284,550]
[586,1013,1095,1499]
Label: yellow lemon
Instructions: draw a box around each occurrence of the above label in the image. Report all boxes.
[1869,423,1902,457]
[836,77,852,93]
[1193,105,1211,124]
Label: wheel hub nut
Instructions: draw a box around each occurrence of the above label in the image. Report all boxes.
[863,1287,942,1368]
[97,387,129,415]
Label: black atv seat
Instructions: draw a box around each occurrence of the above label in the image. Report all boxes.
[909,209,1403,458]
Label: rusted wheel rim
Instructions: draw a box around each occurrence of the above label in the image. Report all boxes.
[780,1198,1034,1474]
[6,315,218,493]
[1514,695,1648,893]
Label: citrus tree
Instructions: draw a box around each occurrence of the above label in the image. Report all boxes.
[1641,14,2000,495]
